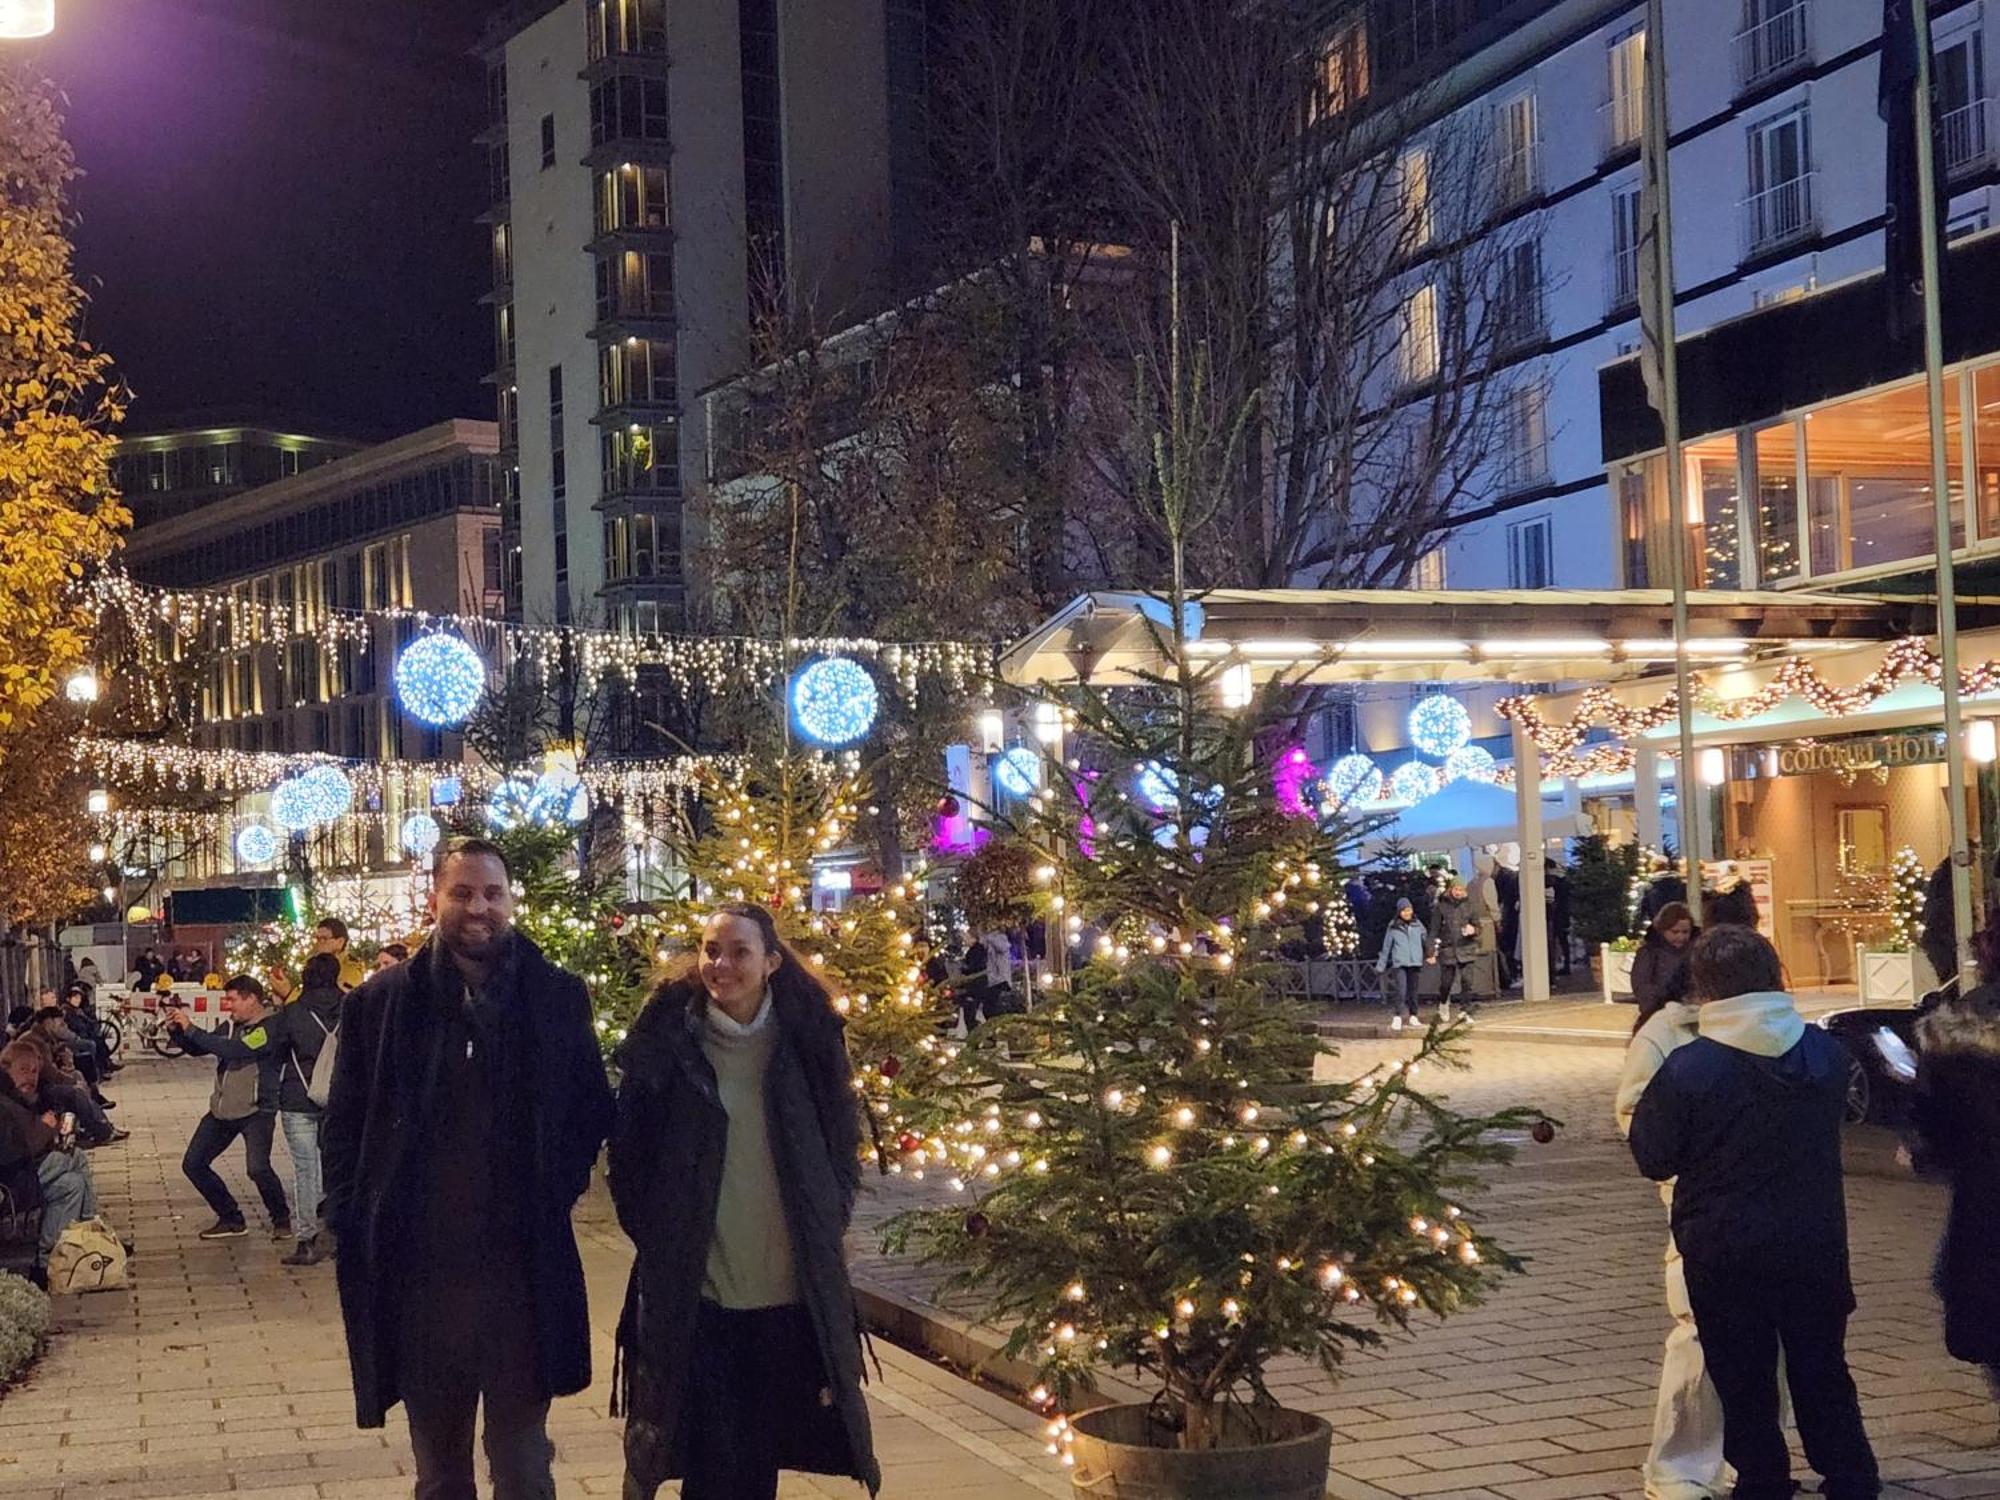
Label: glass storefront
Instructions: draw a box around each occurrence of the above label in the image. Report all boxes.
[1616,357,1997,588]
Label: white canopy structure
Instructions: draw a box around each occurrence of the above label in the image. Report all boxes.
[1351,778,1592,859]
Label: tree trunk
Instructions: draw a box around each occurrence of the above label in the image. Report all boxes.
[1181,1395,1221,1451]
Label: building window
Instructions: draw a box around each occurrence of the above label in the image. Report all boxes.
[601,338,676,406]
[1507,517,1552,589]
[364,543,389,610]
[588,0,668,61]
[1494,238,1544,350]
[1734,0,1811,94]
[741,0,785,314]
[1743,106,1814,256]
[549,365,566,501]
[492,223,512,286]
[601,421,680,495]
[597,249,674,321]
[1937,27,1991,176]
[1412,548,1445,591]
[1399,146,1431,250]
[1501,383,1549,492]
[1608,183,1641,313]
[1314,17,1369,120]
[1399,284,1439,386]
[488,142,510,206]
[590,75,671,146]
[540,113,557,169]
[1604,24,1644,158]
[495,302,516,371]
[1492,91,1538,210]
[596,163,671,232]
[1616,462,1651,587]
[487,58,507,126]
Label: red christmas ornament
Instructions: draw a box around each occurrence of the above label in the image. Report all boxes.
[610,913,626,930]
[898,1133,921,1154]
[879,1055,903,1080]
[964,1211,990,1238]
[937,795,961,818]
[1531,1119,1557,1145]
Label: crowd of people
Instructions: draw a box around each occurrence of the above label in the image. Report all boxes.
[1616,876,1999,1500]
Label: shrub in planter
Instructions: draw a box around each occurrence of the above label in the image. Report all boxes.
[0,1271,51,1383]
[883,579,1546,1487]
[1569,835,1640,951]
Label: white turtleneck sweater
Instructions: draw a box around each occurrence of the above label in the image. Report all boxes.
[699,992,800,1309]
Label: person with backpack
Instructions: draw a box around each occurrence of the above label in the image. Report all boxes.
[273,951,343,1266]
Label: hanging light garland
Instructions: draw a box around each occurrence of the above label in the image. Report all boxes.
[1499,637,2000,755]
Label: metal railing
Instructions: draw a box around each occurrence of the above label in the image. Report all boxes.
[1491,143,1541,211]
[1733,0,1811,92]
[1600,90,1643,160]
[1740,172,1816,258]
[1606,244,1641,314]
[1943,97,1993,175]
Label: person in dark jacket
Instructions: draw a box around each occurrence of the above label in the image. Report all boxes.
[321,838,612,1500]
[273,953,343,1267]
[1911,922,2000,1397]
[1,1039,99,1288]
[952,935,991,1033]
[167,976,291,1240]
[608,901,880,1500]
[1430,880,1481,1020]
[1629,902,1697,1022]
[1630,926,1879,1500]
[1638,856,1689,927]
[1496,860,1521,987]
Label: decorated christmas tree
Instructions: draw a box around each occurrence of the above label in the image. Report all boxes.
[880,320,1547,1460]
[1889,844,1927,952]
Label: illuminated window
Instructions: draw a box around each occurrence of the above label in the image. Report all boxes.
[1604,25,1644,156]
[1399,146,1431,249]
[1493,92,1539,209]
[1315,19,1369,119]
[1399,284,1439,386]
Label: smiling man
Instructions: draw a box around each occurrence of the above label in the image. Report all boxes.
[322,837,614,1500]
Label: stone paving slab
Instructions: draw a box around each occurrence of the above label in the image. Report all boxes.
[0,1059,1063,1499]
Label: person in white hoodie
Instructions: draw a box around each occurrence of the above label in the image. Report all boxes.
[1629,926,1878,1500]
[1615,949,1726,1500]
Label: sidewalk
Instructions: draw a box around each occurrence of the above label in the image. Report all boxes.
[0,1057,1068,1500]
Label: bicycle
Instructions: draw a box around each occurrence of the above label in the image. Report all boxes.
[129,1003,185,1059]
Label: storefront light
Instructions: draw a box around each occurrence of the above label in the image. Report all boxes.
[1968,720,1998,764]
[1236,639,1322,660]
[1697,747,1728,786]
[1338,638,1469,658]
[1477,638,1611,658]
[1220,662,1253,709]
[1032,701,1064,745]
[977,709,1005,754]
[1621,638,1748,660]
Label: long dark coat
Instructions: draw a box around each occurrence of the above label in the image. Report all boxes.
[1914,990,2000,1365]
[320,934,613,1428]
[607,975,880,1497]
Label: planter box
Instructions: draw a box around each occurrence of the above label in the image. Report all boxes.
[1857,946,1935,1005]
[1601,945,1638,1003]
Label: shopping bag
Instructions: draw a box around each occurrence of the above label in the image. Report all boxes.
[47,1215,127,1294]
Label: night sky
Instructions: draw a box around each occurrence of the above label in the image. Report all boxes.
[20,0,500,441]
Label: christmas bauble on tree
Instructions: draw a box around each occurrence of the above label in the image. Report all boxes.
[937,795,961,818]
[964,1211,991,1238]
[880,1055,903,1079]
[1531,1119,1556,1144]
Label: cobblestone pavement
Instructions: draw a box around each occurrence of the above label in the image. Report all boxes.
[0,1058,1067,1500]
[849,1034,2000,1500]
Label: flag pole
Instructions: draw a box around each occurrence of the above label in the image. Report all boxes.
[1643,0,1706,904]
[1911,0,1975,986]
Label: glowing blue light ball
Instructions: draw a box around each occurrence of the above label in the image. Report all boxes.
[1137,761,1179,811]
[789,657,879,746]
[235,823,278,866]
[299,765,354,820]
[994,745,1042,798]
[269,778,316,834]
[1408,695,1473,759]
[395,634,486,727]
[1443,745,1499,784]
[486,776,542,832]
[401,812,442,859]
[1324,753,1383,805]
[534,767,590,824]
[1388,761,1440,804]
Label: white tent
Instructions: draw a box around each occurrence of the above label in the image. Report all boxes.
[1348,777,1592,858]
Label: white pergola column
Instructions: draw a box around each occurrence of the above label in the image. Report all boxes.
[1513,718,1551,1003]
[1635,749,1663,852]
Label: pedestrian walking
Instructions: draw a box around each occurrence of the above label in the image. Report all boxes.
[1496,859,1521,988]
[1376,898,1431,1033]
[1630,926,1879,1500]
[167,976,291,1241]
[1431,879,1481,1021]
[1909,922,2000,1403]
[1615,901,1723,1500]
[1630,902,1698,1014]
[272,952,342,1266]
[321,838,612,1500]
[607,902,880,1500]
[1638,855,1689,928]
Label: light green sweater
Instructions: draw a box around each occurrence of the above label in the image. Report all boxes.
[700,994,800,1309]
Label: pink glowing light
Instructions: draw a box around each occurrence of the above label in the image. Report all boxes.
[1273,746,1316,819]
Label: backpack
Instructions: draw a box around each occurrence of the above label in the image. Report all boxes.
[47,1215,126,1294]
[291,1009,339,1109]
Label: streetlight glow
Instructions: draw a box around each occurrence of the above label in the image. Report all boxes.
[0,1,55,39]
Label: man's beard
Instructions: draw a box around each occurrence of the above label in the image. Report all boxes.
[443,917,511,961]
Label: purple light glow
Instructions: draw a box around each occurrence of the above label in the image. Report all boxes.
[1273,746,1316,819]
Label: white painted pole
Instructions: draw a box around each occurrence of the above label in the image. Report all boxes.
[1514,719,1550,1002]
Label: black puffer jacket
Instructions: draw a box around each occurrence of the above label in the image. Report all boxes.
[1630,928,1696,1007]
[1914,990,2000,1365]
[608,974,879,1497]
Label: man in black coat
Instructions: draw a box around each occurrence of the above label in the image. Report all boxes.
[322,838,613,1500]
[1630,926,1879,1500]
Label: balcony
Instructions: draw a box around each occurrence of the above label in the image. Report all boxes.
[1490,145,1541,215]
[1943,97,1993,177]
[1605,244,1640,315]
[1733,1,1811,95]
[1599,91,1642,163]
[1740,172,1817,259]
[1492,295,1547,353]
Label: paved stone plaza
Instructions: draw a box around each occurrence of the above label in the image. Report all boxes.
[0,1031,1994,1500]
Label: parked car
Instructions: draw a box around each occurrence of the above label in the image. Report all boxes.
[1818,992,1938,1126]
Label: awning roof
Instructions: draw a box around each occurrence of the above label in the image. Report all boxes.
[1349,778,1593,857]
[999,588,1952,688]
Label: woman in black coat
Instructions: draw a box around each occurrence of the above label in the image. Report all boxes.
[608,902,880,1500]
[1913,924,2000,1392]
[1629,902,1697,1020]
